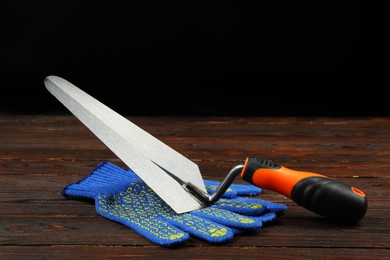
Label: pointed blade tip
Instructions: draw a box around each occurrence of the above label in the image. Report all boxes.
[44,75,61,92]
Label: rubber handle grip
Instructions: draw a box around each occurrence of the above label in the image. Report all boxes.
[241,156,367,223]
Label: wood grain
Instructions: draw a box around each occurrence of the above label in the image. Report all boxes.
[1,115,389,259]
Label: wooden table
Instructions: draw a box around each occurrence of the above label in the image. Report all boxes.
[1,115,389,259]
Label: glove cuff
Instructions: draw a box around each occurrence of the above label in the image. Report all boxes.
[62,161,138,199]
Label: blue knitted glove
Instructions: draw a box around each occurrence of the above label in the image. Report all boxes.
[63,161,287,246]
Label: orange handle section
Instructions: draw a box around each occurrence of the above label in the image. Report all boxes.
[240,156,368,223]
[240,156,324,198]
[250,166,324,198]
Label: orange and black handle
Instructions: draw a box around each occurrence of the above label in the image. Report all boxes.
[240,156,367,223]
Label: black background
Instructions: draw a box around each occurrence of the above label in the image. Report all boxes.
[0,1,385,116]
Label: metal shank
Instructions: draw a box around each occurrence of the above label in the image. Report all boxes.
[185,164,244,205]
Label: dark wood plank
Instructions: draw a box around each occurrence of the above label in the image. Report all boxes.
[1,246,390,260]
[1,115,389,259]
[1,211,389,248]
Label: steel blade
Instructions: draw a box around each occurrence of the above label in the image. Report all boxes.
[44,75,207,213]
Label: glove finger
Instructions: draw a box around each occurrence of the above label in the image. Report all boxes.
[228,183,262,196]
[192,207,262,231]
[204,180,237,198]
[96,193,189,247]
[204,180,262,199]
[214,197,267,215]
[216,197,287,216]
[163,213,235,244]
[253,212,278,223]
[255,199,288,215]
[230,213,278,234]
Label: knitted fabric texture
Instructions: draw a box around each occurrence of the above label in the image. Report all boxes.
[63,161,287,246]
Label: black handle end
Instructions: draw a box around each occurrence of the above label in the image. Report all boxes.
[291,177,367,223]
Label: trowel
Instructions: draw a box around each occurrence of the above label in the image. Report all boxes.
[45,75,367,223]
